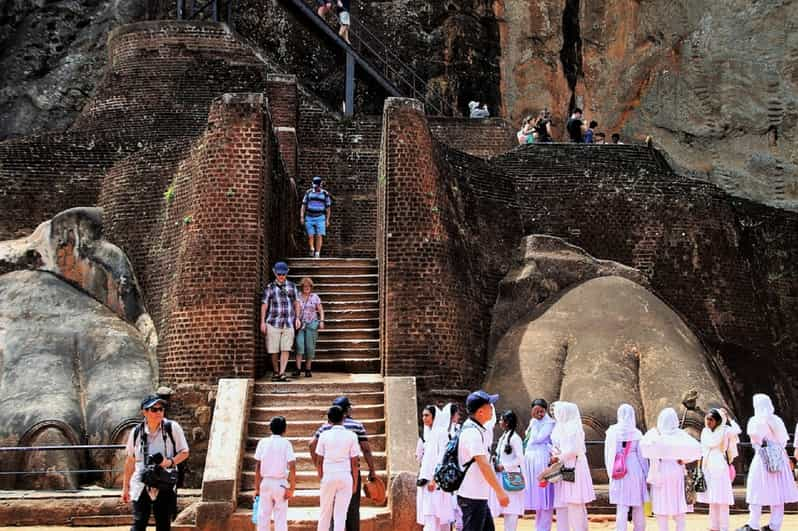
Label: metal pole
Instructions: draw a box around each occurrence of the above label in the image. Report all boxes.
[345,52,355,117]
[213,0,219,21]
[177,0,185,19]
[227,0,234,28]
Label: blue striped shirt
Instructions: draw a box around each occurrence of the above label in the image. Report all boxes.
[303,188,331,216]
[314,417,367,442]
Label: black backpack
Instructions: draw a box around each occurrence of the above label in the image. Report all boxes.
[433,424,481,493]
[133,420,188,488]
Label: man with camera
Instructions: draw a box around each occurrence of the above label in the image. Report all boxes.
[122,395,189,531]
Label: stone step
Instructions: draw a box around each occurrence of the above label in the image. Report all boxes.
[320,299,379,311]
[287,257,376,267]
[237,488,386,508]
[315,337,380,349]
[324,317,379,327]
[240,469,388,490]
[242,451,387,472]
[324,307,378,318]
[250,402,384,422]
[248,418,385,437]
[246,433,386,452]
[312,347,380,358]
[253,379,383,394]
[315,291,378,302]
[318,327,379,340]
[311,357,380,373]
[232,506,391,531]
[309,282,378,293]
[288,273,378,282]
[253,390,384,407]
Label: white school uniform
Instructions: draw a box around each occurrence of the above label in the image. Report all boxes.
[316,425,361,531]
[254,434,295,531]
[417,405,455,531]
[489,431,526,516]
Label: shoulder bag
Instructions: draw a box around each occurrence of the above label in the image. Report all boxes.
[759,440,784,473]
[612,441,632,480]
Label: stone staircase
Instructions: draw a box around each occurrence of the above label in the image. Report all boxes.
[286,257,380,374]
[238,375,390,529]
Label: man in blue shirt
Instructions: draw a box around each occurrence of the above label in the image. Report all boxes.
[301,176,332,258]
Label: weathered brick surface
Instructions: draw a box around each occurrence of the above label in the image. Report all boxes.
[427,117,517,159]
[380,99,798,419]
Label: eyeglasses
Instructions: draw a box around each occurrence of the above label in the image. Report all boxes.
[148,407,165,412]
[276,273,287,277]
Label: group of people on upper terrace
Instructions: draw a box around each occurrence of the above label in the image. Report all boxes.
[515,108,623,145]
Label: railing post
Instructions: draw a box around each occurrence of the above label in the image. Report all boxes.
[177,0,185,19]
[227,0,234,28]
[345,52,355,117]
[212,0,219,21]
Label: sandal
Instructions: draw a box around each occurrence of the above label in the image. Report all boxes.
[278,373,289,382]
[271,374,281,382]
[305,370,312,377]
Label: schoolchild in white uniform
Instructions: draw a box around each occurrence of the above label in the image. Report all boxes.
[253,416,297,531]
[697,409,734,531]
[315,405,361,531]
[603,404,648,531]
[416,404,455,531]
[489,410,525,531]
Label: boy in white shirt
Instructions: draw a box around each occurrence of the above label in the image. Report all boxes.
[254,416,297,531]
[315,405,361,531]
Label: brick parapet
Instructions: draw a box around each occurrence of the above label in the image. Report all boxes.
[427,117,517,159]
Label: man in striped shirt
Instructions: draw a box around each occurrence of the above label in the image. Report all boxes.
[309,396,377,531]
[300,176,332,258]
[260,261,301,381]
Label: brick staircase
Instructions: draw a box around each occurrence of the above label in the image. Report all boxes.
[238,376,390,529]
[286,257,380,374]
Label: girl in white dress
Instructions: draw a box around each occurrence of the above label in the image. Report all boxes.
[550,401,595,531]
[640,408,702,531]
[523,398,555,531]
[697,409,734,531]
[489,410,525,531]
[416,404,455,531]
[603,404,648,531]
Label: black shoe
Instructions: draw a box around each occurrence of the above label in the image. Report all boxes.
[305,370,312,377]
[278,373,289,382]
[736,525,757,531]
[291,368,302,377]
[271,374,281,382]
[762,526,773,531]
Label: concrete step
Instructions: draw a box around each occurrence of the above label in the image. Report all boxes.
[253,379,383,394]
[237,488,386,508]
[324,316,379,327]
[311,357,380,373]
[320,299,379,311]
[288,273,378,282]
[315,337,379,349]
[287,257,376,267]
[246,434,386,452]
[318,327,379,340]
[240,469,388,490]
[242,451,387,472]
[250,403,384,422]
[324,307,378,318]
[253,390,384,407]
[312,347,380,359]
[315,291,378,302]
[309,282,378,293]
[248,418,385,437]
[229,506,391,531]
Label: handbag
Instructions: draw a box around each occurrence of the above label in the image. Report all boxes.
[501,471,526,491]
[612,441,632,480]
[538,461,564,484]
[759,441,784,473]
[692,460,707,493]
[684,468,697,505]
[561,465,575,482]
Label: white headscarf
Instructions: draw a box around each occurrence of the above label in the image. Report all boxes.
[418,404,452,480]
[720,408,741,460]
[747,393,789,447]
[551,401,586,457]
[604,404,643,476]
[640,407,701,462]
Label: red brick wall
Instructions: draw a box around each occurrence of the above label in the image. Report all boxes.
[427,117,517,159]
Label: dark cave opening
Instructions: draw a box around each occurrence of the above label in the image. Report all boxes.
[559,0,583,113]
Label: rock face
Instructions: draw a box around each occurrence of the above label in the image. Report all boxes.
[484,238,729,452]
[0,270,154,488]
[496,0,798,208]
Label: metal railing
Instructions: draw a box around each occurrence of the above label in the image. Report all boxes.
[177,0,234,27]
[0,444,125,482]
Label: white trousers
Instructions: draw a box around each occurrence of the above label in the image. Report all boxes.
[258,478,288,531]
[318,470,353,531]
[503,514,519,531]
[749,503,785,530]
[556,503,588,531]
[615,504,645,531]
[709,503,730,531]
[656,514,686,531]
[535,508,554,531]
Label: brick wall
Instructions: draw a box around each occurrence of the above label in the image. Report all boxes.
[427,117,517,159]
[379,99,798,418]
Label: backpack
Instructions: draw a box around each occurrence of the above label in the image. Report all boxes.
[133,420,188,488]
[434,424,480,493]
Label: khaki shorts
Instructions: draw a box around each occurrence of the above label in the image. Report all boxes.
[266,323,295,353]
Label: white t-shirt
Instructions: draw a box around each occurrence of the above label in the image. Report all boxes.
[316,425,360,474]
[125,419,189,502]
[254,435,295,480]
[457,419,489,500]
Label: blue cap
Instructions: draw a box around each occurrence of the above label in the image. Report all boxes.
[273,261,289,274]
[466,390,499,414]
[333,396,351,409]
[141,395,166,410]
[312,176,322,184]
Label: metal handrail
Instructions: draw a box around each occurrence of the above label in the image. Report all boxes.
[0,444,124,452]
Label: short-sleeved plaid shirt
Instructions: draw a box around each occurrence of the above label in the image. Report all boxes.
[262,280,298,328]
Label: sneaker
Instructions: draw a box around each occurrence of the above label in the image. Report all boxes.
[309,249,315,257]
[291,368,302,377]
[314,251,320,258]
[761,526,773,531]
[305,370,312,377]
[736,526,757,531]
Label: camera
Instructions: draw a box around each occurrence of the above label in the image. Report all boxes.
[141,453,178,489]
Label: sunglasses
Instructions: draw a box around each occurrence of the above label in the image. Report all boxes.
[148,407,165,412]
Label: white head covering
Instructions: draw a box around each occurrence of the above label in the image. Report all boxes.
[640,407,701,462]
[468,101,479,111]
[604,404,643,476]
[747,393,789,447]
[551,401,586,457]
[418,404,452,480]
[719,408,741,460]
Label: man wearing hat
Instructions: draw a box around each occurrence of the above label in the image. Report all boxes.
[300,176,332,258]
[261,261,302,381]
[122,395,189,531]
[458,390,509,531]
[309,396,378,531]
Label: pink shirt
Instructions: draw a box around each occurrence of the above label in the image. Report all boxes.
[298,293,321,323]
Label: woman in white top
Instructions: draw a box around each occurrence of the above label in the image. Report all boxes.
[489,410,525,531]
[550,401,595,531]
[603,404,648,531]
[415,404,455,531]
[697,409,735,531]
[640,407,702,531]
[740,394,798,531]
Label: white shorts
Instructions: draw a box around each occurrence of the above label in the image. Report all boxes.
[339,11,350,26]
[266,324,294,353]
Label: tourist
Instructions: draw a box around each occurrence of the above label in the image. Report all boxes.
[122,395,190,531]
[584,120,598,144]
[317,0,333,17]
[260,261,301,382]
[293,277,324,378]
[611,133,623,144]
[337,0,350,43]
[640,407,701,531]
[457,390,509,531]
[468,101,490,119]
[603,404,647,531]
[517,116,535,145]
[738,394,798,531]
[315,405,361,531]
[416,404,455,531]
[566,108,584,143]
[489,410,525,531]
[550,401,595,531]
[534,109,553,143]
[449,403,463,439]
[522,398,555,531]
[310,396,378,531]
[697,409,734,531]
[595,132,606,144]
[301,176,332,258]
[254,416,296,531]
